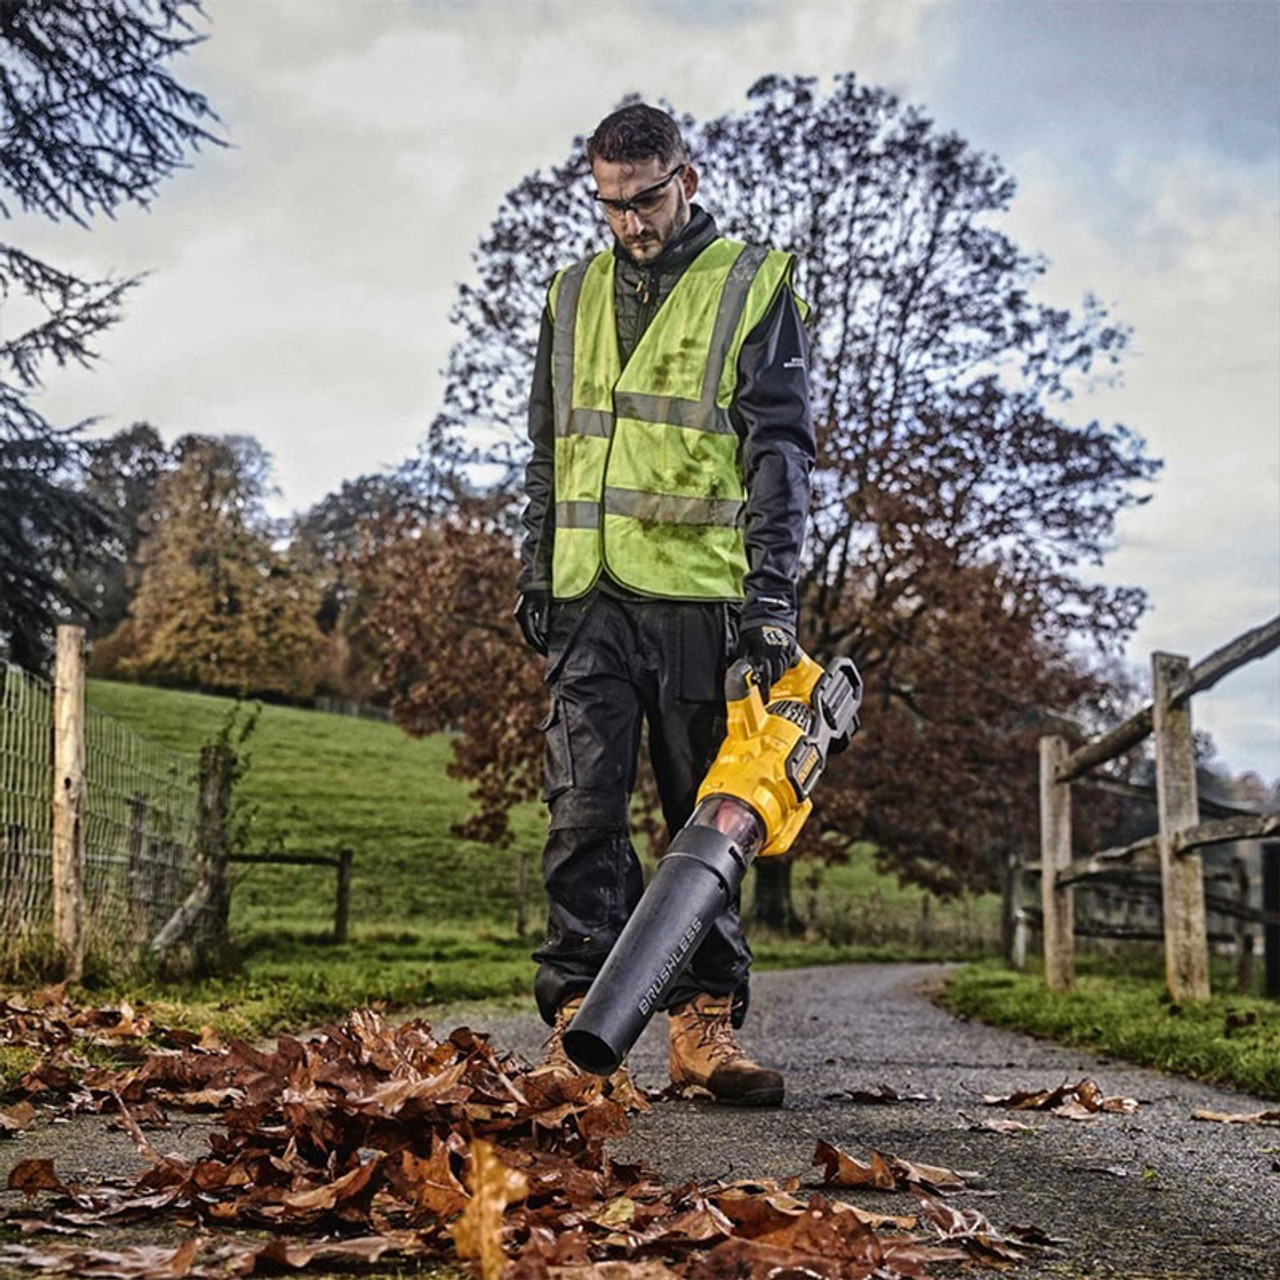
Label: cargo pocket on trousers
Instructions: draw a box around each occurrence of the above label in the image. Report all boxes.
[538,696,575,803]
[680,605,728,703]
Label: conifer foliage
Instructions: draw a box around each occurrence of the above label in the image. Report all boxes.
[0,0,220,667]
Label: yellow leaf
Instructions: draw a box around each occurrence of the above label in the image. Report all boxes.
[452,1139,528,1280]
[593,1196,638,1228]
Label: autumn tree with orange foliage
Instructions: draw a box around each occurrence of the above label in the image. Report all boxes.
[361,489,546,841]
[107,434,323,700]
[366,76,1158,914]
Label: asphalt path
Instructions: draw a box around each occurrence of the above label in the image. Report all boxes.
[2,963,1278,1278]
[450,963,1280,1279]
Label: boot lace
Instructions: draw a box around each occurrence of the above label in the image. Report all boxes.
[689,1003,742,1066]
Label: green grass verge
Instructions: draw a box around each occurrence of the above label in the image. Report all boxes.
[941,958,1280,1099]
[0,1047,39,1095]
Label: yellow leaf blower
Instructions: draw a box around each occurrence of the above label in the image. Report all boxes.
[563,651,862,1074]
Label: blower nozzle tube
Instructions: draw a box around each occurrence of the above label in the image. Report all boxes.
[562,799,763,1075]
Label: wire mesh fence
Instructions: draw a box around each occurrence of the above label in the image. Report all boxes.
[1,661,203,974]
[0,664,54,962]
[83,700,202,957]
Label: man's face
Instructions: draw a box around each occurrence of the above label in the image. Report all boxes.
[591,155,699,263]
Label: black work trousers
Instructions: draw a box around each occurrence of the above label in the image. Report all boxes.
[532,591,753,1026]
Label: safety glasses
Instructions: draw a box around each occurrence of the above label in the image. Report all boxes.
[592,165,685,218]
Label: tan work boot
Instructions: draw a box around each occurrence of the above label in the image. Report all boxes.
[668,992,784,1107]
[534,996,648,1110]
[538,994,586,1076]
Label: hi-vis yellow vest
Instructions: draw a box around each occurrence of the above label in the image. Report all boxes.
[548,238,799,601]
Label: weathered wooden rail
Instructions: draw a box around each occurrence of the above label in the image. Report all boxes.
[1030,615,1280,1001]
[227,850,354,943]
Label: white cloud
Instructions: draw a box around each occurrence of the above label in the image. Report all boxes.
[996,144,1280,776]
[7,0,1276,774]
[19,0,939,507]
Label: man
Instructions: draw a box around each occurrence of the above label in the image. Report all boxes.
[515,104,814,1107]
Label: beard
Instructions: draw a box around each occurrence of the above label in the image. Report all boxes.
[623,192,690,262]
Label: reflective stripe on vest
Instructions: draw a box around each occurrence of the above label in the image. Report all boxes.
[548,237,797,600]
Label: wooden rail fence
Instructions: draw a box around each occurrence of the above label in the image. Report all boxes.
[225,850,354,944]
[1027,615,1280,1001]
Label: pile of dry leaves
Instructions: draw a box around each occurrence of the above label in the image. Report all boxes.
[0,993,1049,1280]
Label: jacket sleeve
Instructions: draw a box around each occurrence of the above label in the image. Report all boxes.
[730,285,815,634]
[517,306,556,594]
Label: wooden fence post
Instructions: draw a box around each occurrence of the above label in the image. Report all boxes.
[1002,851,1024,968]
[1233,856,1255,994]
[127,793,148,936]
[333,848,352,944]
[1040,735,1074,990]
[1263,841,1279,1000]
[198,742,234,957]
[3,823,27,938]
[51,625,86,981]
[1152,651,1210,1001]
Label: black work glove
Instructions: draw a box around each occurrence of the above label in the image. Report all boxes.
[514,590,550,656]
[736,623,797,697]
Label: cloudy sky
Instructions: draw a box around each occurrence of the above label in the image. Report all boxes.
[14,0,1280,778]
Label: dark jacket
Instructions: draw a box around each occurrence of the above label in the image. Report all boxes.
[517,205,814,634]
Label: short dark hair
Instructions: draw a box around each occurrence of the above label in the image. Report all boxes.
[586,104,687,170]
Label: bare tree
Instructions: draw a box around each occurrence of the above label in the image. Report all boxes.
[378,76,1159,902]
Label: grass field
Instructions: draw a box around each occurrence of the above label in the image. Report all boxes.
[84,680,548,936]
[49,679,1000,1034]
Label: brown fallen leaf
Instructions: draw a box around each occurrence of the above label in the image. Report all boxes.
[960,1111,1036,1134]
[280,1155,382,1217]
[754,1196,885,1267]
[0,1101,37,1133]
[7,1158,69,1198]
[161,1086,245,1109]
[548,1262,686,1280]
[0,1236,200,1278]
[1099,1095,1139,1114]
[710,1188,805,1238]
[843,1082,930,1104]
[453,1139,529,1280]
[686,1236,848,1280]
[387,1134,470,1217]
[241,1230,433,1270]
[637,1199,734,1247]
[980,1082,1070,1110]
[811,1140,896,1189]
[696,1213,967,1280]
[812,1141,977,1195]
[0,1231,435,1277]
[911,1188,1026,1263]
[830,1200,917,1231]
[983,1077,1138,1118]
[1192,1108,1280,1125]
[1051,1099,1100,1123]
[18,1063,76,1095]
[888,1154,980,1195]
